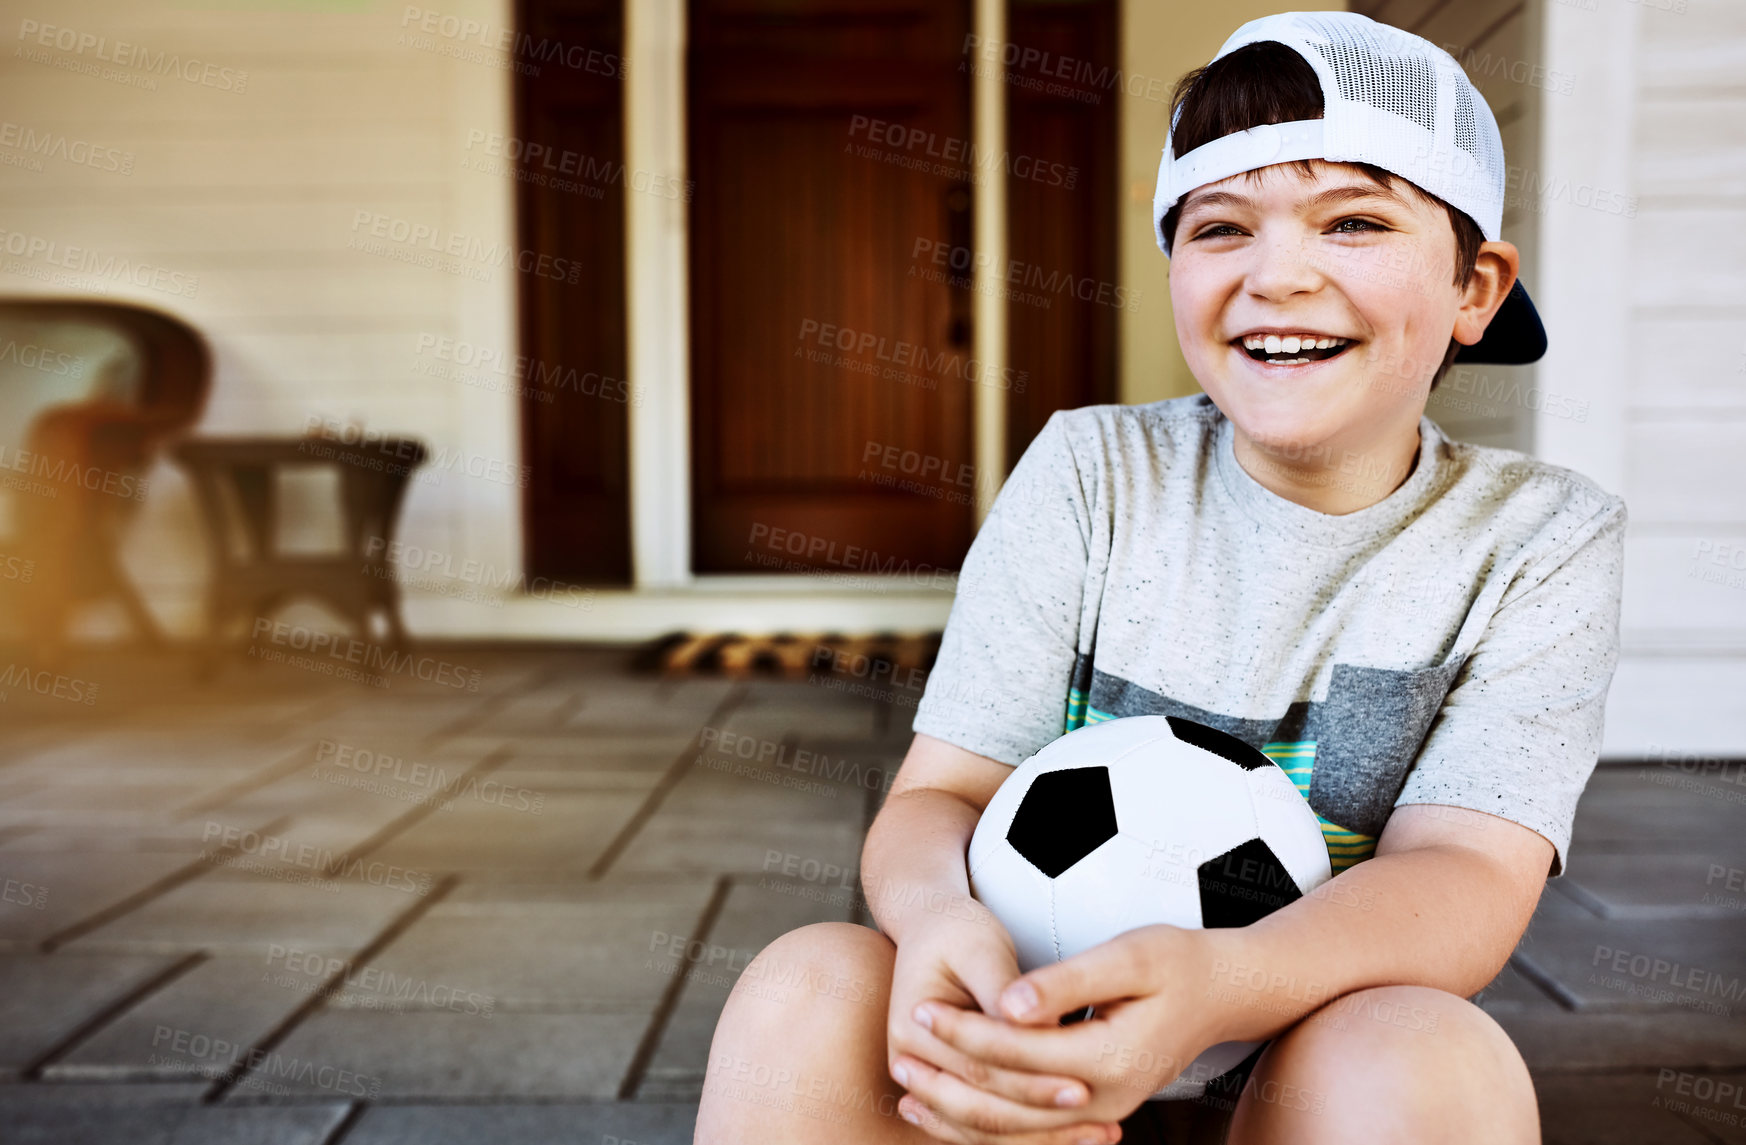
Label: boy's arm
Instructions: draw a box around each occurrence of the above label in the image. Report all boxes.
[1189,802,1551,1045]
[860,732,1009,944]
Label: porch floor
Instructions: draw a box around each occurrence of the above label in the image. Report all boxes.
[0,646,1741,1144]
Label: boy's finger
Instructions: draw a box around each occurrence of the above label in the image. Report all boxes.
[895,1074,1122,1145]
[916,999,1114,1079]
[997,930,1158,1025]
[948,939,1026,1020]
[891,1015,1087,1113]
[893,1049,1089,1113]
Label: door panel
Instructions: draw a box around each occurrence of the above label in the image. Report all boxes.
[690,0,975,574]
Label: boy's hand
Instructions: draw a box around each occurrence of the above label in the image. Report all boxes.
[886,897,1126,1143]
[895,924,1228,1139]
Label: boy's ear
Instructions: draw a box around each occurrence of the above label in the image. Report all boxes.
[1452,240,1521,348]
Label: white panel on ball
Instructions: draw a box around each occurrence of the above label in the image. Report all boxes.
[967,840,1064,969]
[1051,832,1202,960]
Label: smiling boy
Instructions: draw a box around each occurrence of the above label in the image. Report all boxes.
[696,12,1626,1145]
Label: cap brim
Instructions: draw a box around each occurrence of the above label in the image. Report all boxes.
[1453,278,1546,365]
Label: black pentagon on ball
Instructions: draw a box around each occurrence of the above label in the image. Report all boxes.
[1007,766,1118,878]
[1165,716,1276,771]
[1197,837,1303,928]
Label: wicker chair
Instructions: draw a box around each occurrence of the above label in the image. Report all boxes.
[0,299,209,661]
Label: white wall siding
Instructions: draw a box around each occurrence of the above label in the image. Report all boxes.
[1608,0,1746,753]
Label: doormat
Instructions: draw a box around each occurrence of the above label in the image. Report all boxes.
[636,630,941,681]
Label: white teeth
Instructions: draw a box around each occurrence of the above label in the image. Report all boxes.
[1240,334,1350,353]
[1236,335,1354,363]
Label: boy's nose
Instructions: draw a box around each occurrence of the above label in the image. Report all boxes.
[1245,232,1324,300]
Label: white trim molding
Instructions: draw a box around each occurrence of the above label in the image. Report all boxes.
[626,0,693,589]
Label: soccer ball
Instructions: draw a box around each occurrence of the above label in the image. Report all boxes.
[967,714,1332,1101]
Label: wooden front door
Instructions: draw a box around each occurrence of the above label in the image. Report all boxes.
[688,0,977,576]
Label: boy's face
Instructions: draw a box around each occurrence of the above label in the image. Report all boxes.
[1168,158,1518,470]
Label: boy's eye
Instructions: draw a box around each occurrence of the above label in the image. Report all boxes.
[1191,218,1386,240]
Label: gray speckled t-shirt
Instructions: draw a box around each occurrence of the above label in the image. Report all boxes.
[913,393,1627,878]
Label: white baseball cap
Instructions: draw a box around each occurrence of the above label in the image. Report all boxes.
[1152,10,1546,365]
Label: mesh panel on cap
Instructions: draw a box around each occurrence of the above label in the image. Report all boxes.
[1454,81,1478,157]
[1313,41,1438,135]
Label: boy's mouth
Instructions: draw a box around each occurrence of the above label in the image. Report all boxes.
[1232,333,1355,367]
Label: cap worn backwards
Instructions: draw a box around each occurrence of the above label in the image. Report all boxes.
[1152,10,1545,365]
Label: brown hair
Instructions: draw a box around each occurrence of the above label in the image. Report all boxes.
[1157,40,1484,393]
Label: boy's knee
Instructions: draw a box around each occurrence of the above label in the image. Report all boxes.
[728,922,893,1015]
[1280,984,1520,1074]
[1237,985,1536,1143]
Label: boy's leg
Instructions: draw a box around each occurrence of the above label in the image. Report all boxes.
[1225,984,1539,1145]
[693,921,929,1144]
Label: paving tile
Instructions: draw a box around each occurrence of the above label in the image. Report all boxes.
[1649,1072,1746,1144]
[261,1009,647,1098]
[1510,916,1746,1013]
[1568,772,1746,848]
[441,732,700,760]
[305,693,507,731]
[0,815,282,854]
[611,761,864,876]
[638,876,865,1100]
[0,777,49,802]
[206,755,487,856]
[473,690,587,730]
[0,952,187,1077]
[344,1100,698,1145]
[0,851,196,948]
[215,809,421,862]
[1585,763,1746,806]
[458,742,683,800]
[52,953,337,1081]
[1558,852,1746,920]
[714,700,876,744]
[328,880,716,1011]
[1476,961,1565,1018]
[0,1087,350,1144]
[0,1082,212,1103]
[369,791,645,873]
[1535,1072,1719,1144]
[1,731,305,779]
[66,876,421,954]
[561,683,732,734]
[611,811,863,878]
[689,735,902,805]
[1,782,231,822]
[1497,1009,1746,1071]
[1534,881,1604,922]
[475,765,661,797]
